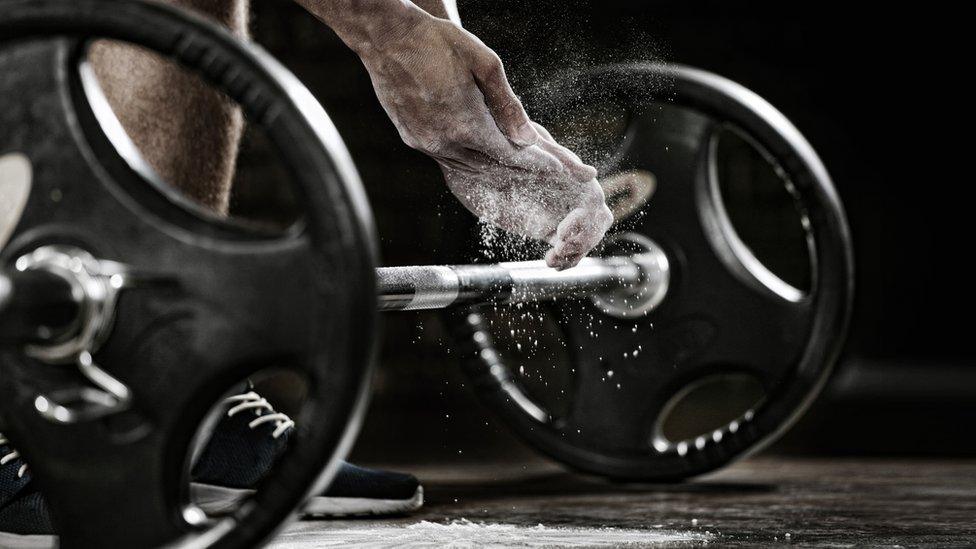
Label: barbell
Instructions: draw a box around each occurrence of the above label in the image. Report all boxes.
[0,0,853,546]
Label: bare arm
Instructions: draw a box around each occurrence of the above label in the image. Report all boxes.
[296,0,612,268]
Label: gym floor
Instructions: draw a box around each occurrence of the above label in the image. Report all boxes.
[268,455,976,548]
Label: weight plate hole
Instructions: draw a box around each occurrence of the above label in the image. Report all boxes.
[653,372,765,450]
[474,304,572,421]
[708,126,813,298]
[78,41,304,235]
[601,169,656,224]
[0,152,32,250]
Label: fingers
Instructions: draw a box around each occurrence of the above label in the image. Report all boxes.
[545,203,614,270]
[470,53,540,147]
[452,113,598,181]
[537,138,598,181]
[530,122,598,181]
[530,122,578,163]
[532,121,556,142]
[460,44,598,181]
[475,128,564,174]
[439,99,562,174]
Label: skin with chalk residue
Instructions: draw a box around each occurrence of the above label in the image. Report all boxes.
[298,0,613,268]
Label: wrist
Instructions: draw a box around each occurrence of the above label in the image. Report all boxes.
[298,0,429,56]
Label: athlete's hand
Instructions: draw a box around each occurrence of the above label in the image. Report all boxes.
[304,1,613,268]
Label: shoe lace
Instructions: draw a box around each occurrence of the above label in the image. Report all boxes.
[224,392,295,439]
[0,434,28,479]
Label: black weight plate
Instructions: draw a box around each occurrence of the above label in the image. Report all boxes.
[448,63,852,481]
[0,1,376,547]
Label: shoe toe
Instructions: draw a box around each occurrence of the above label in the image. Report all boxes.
[323,461,420,500]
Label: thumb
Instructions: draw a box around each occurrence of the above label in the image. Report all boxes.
[471,52,540,147]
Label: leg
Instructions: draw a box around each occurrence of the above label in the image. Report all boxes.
[89,0,250,214]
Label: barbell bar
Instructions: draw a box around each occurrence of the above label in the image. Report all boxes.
[378,236,669,312]
[0,235,671,352]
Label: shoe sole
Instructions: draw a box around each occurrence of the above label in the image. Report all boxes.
[302,486,424,518]
[191,482,424,518]
[0,532,55,548]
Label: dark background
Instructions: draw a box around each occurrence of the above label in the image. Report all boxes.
[242,1,974,462]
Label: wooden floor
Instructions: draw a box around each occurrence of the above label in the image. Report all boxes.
[269,456,976,548]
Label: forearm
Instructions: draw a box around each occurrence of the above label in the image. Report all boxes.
[293,0,456,54]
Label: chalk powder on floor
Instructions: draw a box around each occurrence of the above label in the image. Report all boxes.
[271,519,712,548]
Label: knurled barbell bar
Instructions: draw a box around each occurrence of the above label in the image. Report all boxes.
[377,239,669,313]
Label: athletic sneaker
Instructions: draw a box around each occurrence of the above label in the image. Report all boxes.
[191,390,424,518]
[0,435,53,548]
[0,393,422,544]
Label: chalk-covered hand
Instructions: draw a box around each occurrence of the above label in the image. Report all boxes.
[319,1,613,268]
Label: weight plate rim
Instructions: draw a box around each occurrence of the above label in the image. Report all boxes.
[453,62,853,481]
